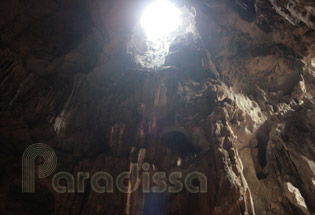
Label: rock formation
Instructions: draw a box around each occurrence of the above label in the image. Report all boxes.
[0,0,314,214]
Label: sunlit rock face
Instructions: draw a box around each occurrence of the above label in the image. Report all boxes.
[0,0,315,215]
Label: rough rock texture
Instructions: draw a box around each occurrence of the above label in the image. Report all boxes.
[0,0,315,214]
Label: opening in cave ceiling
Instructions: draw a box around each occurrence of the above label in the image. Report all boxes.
[127,0,197,69]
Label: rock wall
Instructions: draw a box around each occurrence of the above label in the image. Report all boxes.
[0,0,314,214]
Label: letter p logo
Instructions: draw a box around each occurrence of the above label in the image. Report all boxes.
[22,143,57,192]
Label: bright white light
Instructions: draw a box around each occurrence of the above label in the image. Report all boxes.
[140,0,181,40]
